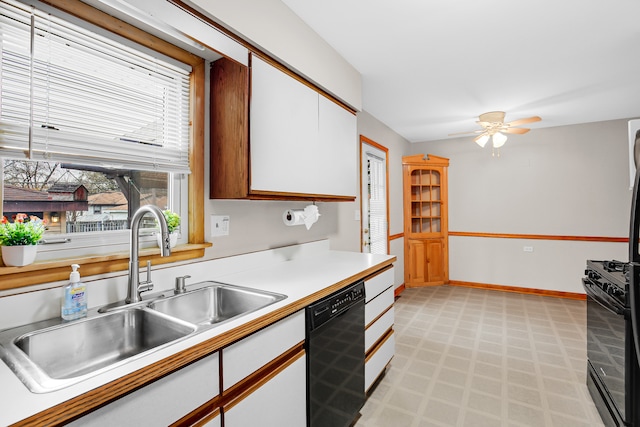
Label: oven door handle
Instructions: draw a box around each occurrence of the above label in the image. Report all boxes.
[582,278,625,315]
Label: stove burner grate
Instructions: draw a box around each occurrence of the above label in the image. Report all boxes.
[603,260,629,274]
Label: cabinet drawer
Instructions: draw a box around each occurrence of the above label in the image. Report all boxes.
[223,310,304,390]
[365,267,394,303]
[365,306,394,353]
[69,353,219,426]
[223,354,306,427]
[365,331,394,392]
[202,411,221,427]
[365,286,394,326]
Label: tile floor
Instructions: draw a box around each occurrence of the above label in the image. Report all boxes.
[355,285,604,427]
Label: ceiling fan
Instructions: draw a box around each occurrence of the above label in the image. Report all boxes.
[449,111,542,149]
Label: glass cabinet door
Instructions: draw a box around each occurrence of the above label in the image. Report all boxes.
[410,169,441,234]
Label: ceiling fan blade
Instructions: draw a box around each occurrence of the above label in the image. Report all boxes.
[502,127,530,135]
[506,116,541,127]
[478,111,505,123]
[448,130,482,136]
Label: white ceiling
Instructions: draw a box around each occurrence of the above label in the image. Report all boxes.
[281,0,640,143]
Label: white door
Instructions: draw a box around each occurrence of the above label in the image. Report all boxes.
[361,137,388,254]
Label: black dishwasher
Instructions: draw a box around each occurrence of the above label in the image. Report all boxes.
[306,281,365,427]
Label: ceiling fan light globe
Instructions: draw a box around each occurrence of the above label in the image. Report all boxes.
[476,134,490,147]
[492,132,507,148]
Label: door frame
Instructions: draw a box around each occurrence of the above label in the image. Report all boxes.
[359,135,390,254]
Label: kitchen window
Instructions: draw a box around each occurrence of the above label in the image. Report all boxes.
[0,0,207,288]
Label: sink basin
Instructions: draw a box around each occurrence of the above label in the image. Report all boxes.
[149,283,287,325]
[0,282,286,393]
[0,308,195,392]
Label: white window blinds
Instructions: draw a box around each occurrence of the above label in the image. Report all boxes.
[367,153,387,254]
[0,0,191,173]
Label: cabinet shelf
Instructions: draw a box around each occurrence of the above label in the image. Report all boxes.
[410,218,442,234]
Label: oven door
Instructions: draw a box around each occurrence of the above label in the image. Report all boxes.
[583,278,628,423]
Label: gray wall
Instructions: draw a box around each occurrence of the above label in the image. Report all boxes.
[200,110,411,270]
[188,1,631,294]
[189,1,360,259]
[192,2,412,281]
[410,119,631,293]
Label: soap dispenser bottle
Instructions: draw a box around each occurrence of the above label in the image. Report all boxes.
[61,264,87,320]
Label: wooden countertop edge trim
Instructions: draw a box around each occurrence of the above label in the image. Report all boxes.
[10,257,395,427]
[170,397,221,427]
[365,329,394,363]
[221,343,305,412]
[365,303,393,330]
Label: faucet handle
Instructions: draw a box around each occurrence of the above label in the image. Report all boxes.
[137,261,154,295]
[145,260,152,282]
[175,275,191,294]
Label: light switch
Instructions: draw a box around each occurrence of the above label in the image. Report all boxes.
[211,215,230,236]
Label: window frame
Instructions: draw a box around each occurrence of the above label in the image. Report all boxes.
[0,0,209,291]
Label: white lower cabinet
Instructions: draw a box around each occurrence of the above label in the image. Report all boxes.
[69,352,220,426]
[223,354,306,427]
[364,267,395,392]
[201,410,221,427]
[365,331,395,391]
[365,304,394,352]
[221,310,306,426]
[223,311,304,389]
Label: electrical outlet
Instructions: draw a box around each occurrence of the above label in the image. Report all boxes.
[523,246,534,252]
[211,215,230,236]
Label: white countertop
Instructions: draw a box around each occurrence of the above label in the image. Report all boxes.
[0,249,394,426]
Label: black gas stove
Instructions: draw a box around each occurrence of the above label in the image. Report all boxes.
[586,260,628,303]
[584,259,639,426]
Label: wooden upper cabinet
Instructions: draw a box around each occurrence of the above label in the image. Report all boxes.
[209,54,357,201]
[402,154,449,287]
[210,57,250,199]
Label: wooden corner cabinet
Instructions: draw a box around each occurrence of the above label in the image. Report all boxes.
[402,154,449,287]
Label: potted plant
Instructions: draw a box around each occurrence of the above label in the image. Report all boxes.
[0,214,46,266]
[156,210,180,248]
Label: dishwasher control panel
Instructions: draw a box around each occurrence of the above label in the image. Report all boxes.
[306,281,365,330]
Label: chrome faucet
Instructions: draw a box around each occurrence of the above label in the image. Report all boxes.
[125,205,171,304]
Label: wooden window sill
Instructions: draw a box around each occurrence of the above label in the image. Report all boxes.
[0,243,212,291]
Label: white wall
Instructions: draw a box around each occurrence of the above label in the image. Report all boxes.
[411,119,631,293]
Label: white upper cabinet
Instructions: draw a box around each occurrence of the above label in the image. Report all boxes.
[249,55,357,198]
[318,94,358,196]
[250,56,319,195]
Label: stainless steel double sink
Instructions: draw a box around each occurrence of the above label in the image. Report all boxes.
[0,282,286,393]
